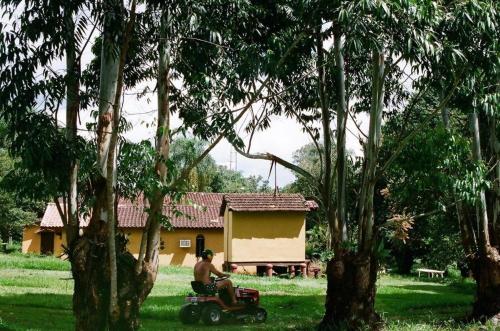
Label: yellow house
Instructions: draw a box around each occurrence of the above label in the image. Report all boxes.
[220,193,311,275]
[23,193,316,274]
[23,193,225,269]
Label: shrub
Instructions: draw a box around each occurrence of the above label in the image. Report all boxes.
[4,242,21,254]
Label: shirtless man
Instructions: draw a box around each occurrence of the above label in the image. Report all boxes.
[193,249,239,305]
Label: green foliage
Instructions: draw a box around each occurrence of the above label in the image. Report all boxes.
[454,162,492,206]
[169,137,217,192]
[380,105,469,270]
[305,224,332,261]
[0,136,40,244]
[117,140,155,201]
[209,166,270,193]
[0,317,11,331]
[419,217,464,270]
[284,142,328,198]
[284,142,360,254]
[116,136,271,198]
[2,243,21,254]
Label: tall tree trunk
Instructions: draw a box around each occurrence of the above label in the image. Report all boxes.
[470,111,490,254]
[136,5,172,300]
[105,0,138,325]
[358,49,385,253]
[334,29,347,243]
[316,27,337,252]
[64,5,80,246]
[487,112,499,244]
[468,111,500,323]
[441,89,476,260]
[319,49,385,331]
[85,7,173,331]
[70,0,124,329]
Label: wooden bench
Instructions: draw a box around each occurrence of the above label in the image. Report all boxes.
[417,268,445,278]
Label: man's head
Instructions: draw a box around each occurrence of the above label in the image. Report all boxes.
[201,249,214,261]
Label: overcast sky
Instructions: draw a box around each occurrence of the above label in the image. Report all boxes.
[115,91,369,187]
[3,9,370,188]
[56,58,370,189]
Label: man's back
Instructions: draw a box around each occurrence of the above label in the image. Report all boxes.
[194,261,211,284]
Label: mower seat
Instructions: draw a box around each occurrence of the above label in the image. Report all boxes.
[191,281,217,296]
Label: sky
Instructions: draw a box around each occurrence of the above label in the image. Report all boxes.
[117,91,369,187]
[66,16,370,188]
[2,8,370,188]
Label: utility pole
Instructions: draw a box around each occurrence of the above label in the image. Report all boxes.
[229,148,237,171]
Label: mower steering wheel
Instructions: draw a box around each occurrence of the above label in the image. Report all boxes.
[215,276,229,282]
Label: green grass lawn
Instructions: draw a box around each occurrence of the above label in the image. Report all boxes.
[0,253,494,331]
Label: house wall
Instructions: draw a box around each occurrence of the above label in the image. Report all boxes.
[223,210,233,267]
[225,210,306,263]
[22,226,224,269]
[22,226,40,253]
[120,228,224,269]
[22,226,65,256]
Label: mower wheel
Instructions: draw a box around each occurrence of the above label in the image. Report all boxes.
[254,307,267,323]
[179,304,200,324]
[201,303,223,325]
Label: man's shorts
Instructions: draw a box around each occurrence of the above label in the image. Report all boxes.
[205,281,217,293]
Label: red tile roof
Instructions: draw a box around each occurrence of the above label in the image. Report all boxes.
[40,192,315,229]
[40,192,224,229]
[219,193,312,215]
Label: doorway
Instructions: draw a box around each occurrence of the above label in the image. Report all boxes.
[40,232,54,255]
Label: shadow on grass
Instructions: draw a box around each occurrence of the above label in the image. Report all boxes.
[376,282,473,328]
[142,294,325,330]
[0,283,475,331]
[0,293,324,331]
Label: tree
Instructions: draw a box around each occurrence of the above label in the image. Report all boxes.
[1,1,306,329]
[0,145,38,244]
[379,103,472,273]
[226,1,466,328]
[417,0,499,321]
[168,137,218,191]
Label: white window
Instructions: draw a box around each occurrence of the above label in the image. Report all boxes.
[179,239,191,248]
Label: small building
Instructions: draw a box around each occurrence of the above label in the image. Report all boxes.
[221,193,310,274]
[23,192,316,274]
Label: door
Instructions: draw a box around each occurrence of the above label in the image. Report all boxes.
[196,234,205,257]
[40,232,54,255]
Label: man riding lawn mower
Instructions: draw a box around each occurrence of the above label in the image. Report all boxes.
[179,249,267,325]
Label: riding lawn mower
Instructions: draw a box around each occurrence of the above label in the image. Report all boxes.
[179,276,267,325]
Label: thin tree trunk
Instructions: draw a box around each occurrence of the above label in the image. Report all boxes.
[487,112,499,244]
[71,0,124,329]
[457,200,477,256]
[99,0,123,324]
[440,83,450,128]
[358,49,385,253]
[334,29,347,244]
[316,27,337,251]
[105,0,138,322]
[145,4,171,274]
[470,111,490,255]
[64,5,80,246]
[124,6,173,318]
[467,110,500,323]
[441,91,477,256]
[319,48,385,331]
